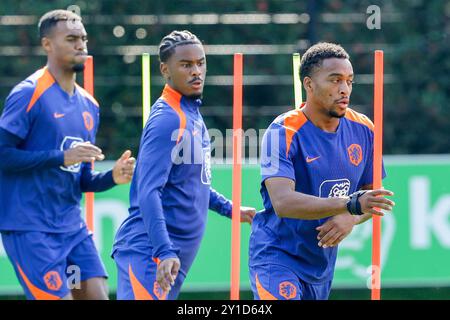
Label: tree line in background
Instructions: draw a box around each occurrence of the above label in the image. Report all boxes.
[0,0,448,157]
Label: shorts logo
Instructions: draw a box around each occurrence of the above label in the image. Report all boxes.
[82,111,94,131]
[153,281,167,300]
[279,281,297,299]
[347,143,363,166]
[43,271,62,291]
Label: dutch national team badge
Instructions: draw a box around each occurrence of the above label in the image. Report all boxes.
[43,271,62,291]
[279,281,297,299]
[82,111,94,131]
[347,143,363,166]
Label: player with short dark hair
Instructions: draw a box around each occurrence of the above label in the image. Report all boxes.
[300,42,350,83]
[112,30,256,300]
[248,42,395,300]
[38,9,79,38]
[0,9,135,300]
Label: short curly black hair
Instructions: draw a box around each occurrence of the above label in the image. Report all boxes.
[158,30,202,63]
[38,9,82,39]
[300,42,349,81]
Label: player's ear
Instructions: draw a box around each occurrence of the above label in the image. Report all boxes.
[303,76,313,92]
[303,77,314,92]
[160,62,170,80]
[41,37,52,54]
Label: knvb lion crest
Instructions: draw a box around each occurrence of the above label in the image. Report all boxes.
[82,111,94,131]
[43,270,62,291]
[347,143,363,166]
[279,281,297,300]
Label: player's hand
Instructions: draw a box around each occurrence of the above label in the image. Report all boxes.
[358,189,395,216]
[63,141,105,166]
[156,257,181,294]
[316,213,358,248]
[240,206,256,224]
[112,150,136,184]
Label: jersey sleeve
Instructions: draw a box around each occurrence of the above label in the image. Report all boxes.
[260,121,296,183]
[209,187,232,218]
[136,104,181,261]
[0,127,64,172]
[0,82,35,139]
[92,105,100,143]
[80,163,116,192]
[359,136,387,188]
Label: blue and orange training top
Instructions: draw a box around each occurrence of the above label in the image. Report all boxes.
[0,67,100,232]
[249,104,385,284]
[112,84,231,276]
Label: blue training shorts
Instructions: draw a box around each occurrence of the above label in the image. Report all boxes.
[113,249,186,300]
[249,264,332,300]
[1,227,107,300]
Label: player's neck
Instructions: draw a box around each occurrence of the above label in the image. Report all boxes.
[46,63,76,96]
[302,101,340,133]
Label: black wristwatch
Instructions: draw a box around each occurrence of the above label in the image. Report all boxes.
[346,190,367,215]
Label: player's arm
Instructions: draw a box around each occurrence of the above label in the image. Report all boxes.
[138,109,179,261]
[316,187,394,248]
[267,177,393,220]
[266,177,350,219]
[209,188,255,224]
[80,150,135,192]
[209,188,232,217]
[137,106,181,292]
[0,127,64,172]
[353,184,374,225]
[0,126,104,174]
[80,161,115,192]
[0,131,107,174]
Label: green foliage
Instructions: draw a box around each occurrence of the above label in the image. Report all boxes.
[0,0,448,157]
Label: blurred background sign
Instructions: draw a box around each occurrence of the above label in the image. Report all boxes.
[1,156,450,297]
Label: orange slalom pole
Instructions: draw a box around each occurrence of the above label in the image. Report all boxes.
[371,50,384,300]
[230,53,243,300]
[84,56,95,233]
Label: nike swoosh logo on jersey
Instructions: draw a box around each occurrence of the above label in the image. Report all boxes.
[53,112,65,118]
[306,156,320,163]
